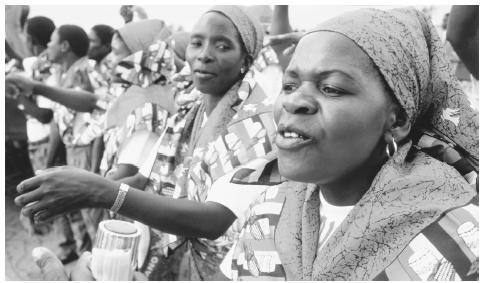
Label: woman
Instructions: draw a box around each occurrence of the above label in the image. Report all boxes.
[16,6,275,280]
[212,7,478,281]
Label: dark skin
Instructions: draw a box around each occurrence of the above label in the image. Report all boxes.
[187,12,250,115]
[6,30,99,113]
[276,32,410,205]
[446,5,478,79]
[15,31,411,241]
[9,39,53,125]
[45,121,62,168]
[15,94,53,124]
[15,11,253,240]
[268,5,296,71]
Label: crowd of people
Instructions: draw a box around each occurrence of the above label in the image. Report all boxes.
[5,4,479,281]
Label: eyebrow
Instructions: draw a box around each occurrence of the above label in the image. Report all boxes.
[285,68,358,82]
[190,33,234,44]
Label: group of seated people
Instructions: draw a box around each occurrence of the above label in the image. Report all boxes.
[6,5,479,281]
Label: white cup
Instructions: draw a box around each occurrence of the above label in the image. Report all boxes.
[91,220,141,281]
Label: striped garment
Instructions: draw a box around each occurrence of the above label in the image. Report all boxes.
[374,199,478,280]
[226,131,478,281]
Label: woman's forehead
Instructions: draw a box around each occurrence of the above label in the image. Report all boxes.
[192,12,238,38]
[289,32,377,77]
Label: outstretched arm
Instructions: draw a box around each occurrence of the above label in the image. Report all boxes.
[269,5,295,71]
[15,169,236,240]
[6,74,99,112]
[16,95,53,124]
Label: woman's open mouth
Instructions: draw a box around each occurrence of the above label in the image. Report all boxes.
[275,125,314,150]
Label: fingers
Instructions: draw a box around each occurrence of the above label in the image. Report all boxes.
[33,208,59,224]
[17,174,44,194]
[32,247,69,281]
[17,167,70,194]
[19,199,51,220]
[283,44,297,56]
[70,251,95,281]
[265,33,296,46]
[15,187,44,207]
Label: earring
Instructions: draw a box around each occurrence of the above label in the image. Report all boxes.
[385,136,398,158]
[240,67,246,74]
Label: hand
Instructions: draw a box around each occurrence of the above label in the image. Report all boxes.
[6,73,37,95]
[71,251,147,281]
[5,81,21,99]
[70,252,95,281]
[32,247,69,280]
[264,31,304,56]
[15,167,117,223]
[132,5,148,19]
[120,5,134,23]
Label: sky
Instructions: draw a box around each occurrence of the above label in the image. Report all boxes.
[28,5,451,32]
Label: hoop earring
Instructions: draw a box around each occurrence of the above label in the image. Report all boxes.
[386,136,398,158]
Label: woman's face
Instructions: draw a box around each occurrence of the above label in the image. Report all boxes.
[88,29,110,62]
[186,12,246,96]
[105,33,131,79]
[46,29,63,64]
[107,33,131,66]
[274,32,393,185]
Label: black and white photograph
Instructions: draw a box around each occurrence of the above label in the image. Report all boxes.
[4,3,479,281]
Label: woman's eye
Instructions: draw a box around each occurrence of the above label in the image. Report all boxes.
[282,83,298,93]
[321,85,347,96]
[216,44,230,50]
[190,40,202,47]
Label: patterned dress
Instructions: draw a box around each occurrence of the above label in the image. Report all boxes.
[224,137,478,281]
[140,70,277,280]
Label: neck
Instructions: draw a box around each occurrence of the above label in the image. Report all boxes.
[94,55,108,69]
[33,46,46,56]
[61,53,80,72]
[319,148,386,206]
[203,94,224,116]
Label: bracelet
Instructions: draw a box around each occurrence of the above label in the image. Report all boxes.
[110,183,130,215]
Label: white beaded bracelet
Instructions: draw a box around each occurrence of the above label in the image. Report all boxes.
[110,183,130,215]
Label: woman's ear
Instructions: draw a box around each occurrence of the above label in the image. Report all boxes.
[384,105,411,144]
[60,40,70,53]
[243,55,253,72]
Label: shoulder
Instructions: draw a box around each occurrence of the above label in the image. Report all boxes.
[385,201,479,281]
[380,199,478,281]
[394,148,475,196]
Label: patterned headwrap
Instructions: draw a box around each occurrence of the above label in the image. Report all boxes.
[206,5,264,61]
[117,19,172,54]
[305,8,478,158]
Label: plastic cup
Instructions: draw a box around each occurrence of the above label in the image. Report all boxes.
[91,220,141,281]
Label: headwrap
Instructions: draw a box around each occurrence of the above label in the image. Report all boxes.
[167,31,190,61]
[304,8,478,158]
[117,19,172,54]
[224,7,478,282]
[206,5,264,60]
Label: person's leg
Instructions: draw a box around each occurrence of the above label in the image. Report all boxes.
[27,139,49,174]
[5,139,34,196]
[53,215,78,264]
[67,145,98,251]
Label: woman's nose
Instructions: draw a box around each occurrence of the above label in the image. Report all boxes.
[197,45,214,63]
[282,85,318,115]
